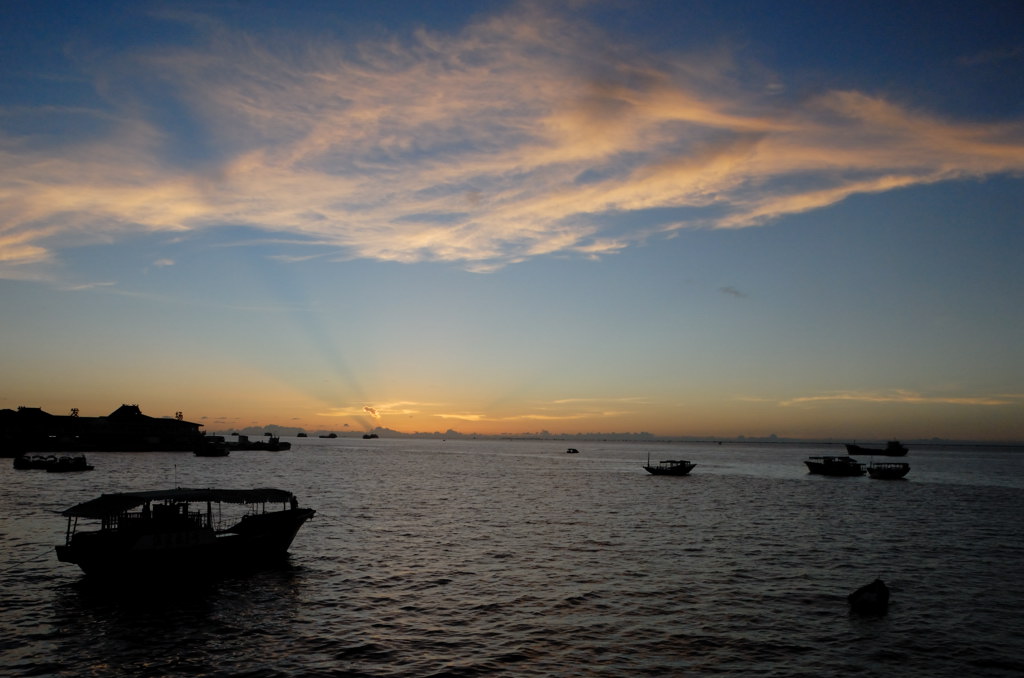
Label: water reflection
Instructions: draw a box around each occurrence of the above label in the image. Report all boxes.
[52,565,304,677]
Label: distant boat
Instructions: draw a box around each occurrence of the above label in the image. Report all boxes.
[297,433,308,438]
[363,433,379,439]
[565,447,579,454]
[867,462,910,480]
[194,437,230,457]
[246,436,291,451]
[845,441,908,457]
[804,456,865,476]
[211,434,290,451]
[45,455,94,472]
[55,487,315,579]
[643,454,696,476]
[14,454,93,471]
[13,454,57,470]
[319,433,338,439]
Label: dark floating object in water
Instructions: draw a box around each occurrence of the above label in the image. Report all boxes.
[867,461,910,479]
[643,453,696,475]
[848,578,890,615]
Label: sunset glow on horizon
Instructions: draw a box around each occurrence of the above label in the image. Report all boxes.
[2,1,1022,440]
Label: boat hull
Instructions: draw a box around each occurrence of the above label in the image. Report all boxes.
[867,463,910,479]
[804,457,865,476]
[644,462,696,476]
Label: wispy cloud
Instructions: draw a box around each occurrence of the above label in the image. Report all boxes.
[766,390,1023,407]
[2,5,1022,278]
[719,286,747,298]
[319,401,430,418]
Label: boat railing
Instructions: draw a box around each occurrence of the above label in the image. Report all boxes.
[110,508,208,531]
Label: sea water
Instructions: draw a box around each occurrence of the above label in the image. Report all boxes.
[1,438,1023,677]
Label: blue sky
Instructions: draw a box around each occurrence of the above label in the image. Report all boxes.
[1,0,1022,439]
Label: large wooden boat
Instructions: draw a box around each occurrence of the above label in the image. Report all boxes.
[804,455,865,476]
[844,441,908,457]
[643,456,696,475]
[867,462,910,479]
[55,488,315,578]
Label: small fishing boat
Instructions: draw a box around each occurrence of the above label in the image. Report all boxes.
[565,448,579,454]
[867,462,910,479]
[55,487,315,579]
[845,441,908,457]
[643,455,696,476]
[804,456,865,476]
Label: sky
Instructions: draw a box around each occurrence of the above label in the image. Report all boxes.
[1,0,1023,440]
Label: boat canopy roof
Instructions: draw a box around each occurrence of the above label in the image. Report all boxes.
[61,487,295,518]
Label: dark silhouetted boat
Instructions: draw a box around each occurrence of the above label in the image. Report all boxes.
[565,447,579,454]
[13,454,57,469]
[247,435,291,451]
[194,437,230,457]
[218,434,291,451]
[867,462,910,479]
[45,455,93,472]
[804,455,865,476]
[16,454,93,471]
[845,440,908,457]
[55,488,315,578]
[643,455,696,475]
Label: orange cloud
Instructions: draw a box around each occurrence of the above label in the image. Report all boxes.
[2,6,1022,279]
[774,390,1021,407]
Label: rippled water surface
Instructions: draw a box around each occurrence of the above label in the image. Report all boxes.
[2,439,1023,677]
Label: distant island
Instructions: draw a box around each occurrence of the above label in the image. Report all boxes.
[208,425,1023,447]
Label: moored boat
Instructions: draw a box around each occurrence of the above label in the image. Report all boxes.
[45,455,94,472]
[55,487,315,579]
[565,447,579,454]
[13,454,57,470]
[195,437,230,457]
[216,434,291,451]
[643,456,696,476]
[804,455,865,476]
[867,462,910,479]
[845,440,908,457]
